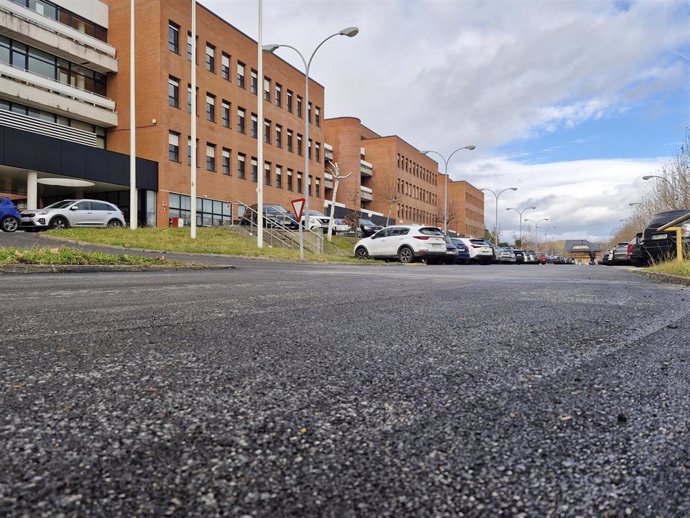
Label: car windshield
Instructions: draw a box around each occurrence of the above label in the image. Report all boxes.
[44,200,75,209]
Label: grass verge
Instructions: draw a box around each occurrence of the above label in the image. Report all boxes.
[0,247,179,266]
[647,259,690,278]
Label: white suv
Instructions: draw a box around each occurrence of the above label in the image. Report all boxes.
[20,199,126,231]
[455,237,494,264]
[354,225,446,263]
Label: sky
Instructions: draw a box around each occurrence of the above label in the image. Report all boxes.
[200,0,690,243]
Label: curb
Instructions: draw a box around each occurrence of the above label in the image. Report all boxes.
[0,264,236,274]
[630,269,690,287]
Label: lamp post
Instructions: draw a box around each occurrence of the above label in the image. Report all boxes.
[506,206,536,246]
[642,175,677,208]
[544,225,557,241]
[525,217,549,246]
[421,145,476,234]
[481,187,517,245]
[264,27,359,259]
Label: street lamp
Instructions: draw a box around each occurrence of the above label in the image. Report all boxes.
[544,225,557,241]
[264,26,359,259]
[642,175,677,208]
[421,145,476,234]
[481,187,517,245]
[525,217,549,245]
[628,202,642,207]
[506,206,536,246]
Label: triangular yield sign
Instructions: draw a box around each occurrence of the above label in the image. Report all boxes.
[291,198,306,221]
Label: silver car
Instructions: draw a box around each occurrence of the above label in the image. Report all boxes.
[20,199,126,230]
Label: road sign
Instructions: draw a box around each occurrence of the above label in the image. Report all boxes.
[291,197,305,221]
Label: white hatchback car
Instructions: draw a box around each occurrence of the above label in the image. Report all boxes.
[20,199,126,230]
[455,237,494,264]
[354,225,447,263]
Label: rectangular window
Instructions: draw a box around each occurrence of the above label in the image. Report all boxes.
[168,76,179,108]
[263,77,271,102]
[168,131,180,162]
[205,43,215,72]
[187,85,198,114]
[237,62,245,88]
[264,162,271,185]
[308,102,312,123]
[251,114,258,139]
[264,119,271,144]
[287,130,293,152]
[315,142,320,162]
[168,22,179,53]
[187,32,195,62]
[221,53,230,80]
[187,137,198,166]
[297,172,303,194]
[275,166,282,188]
[287,169,293,191]
[206,143,216,171]
[221,100,230,128]
[297,134,303,156]
[307,139,312,159]
[251,157,258,182]
[297,96,303,118]
[315,178,321,198]
[275,83,282,107]
[315,106,321,127]
[250,69,258,94]
[287,90,293,113]
[275,125,282,148]
[205,93,215,122]
[222,148,231,175]
[237,107,246,133]
[237,153,246,179]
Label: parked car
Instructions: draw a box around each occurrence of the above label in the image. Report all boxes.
[440,235,459,264]
[331,218,353,235]
[301,209,330,233]
[639,209,690,264]
[454,237,493,264]
[449,238,471,264]
[512,249,525,264]
[240,203,299,229]
[627,233,645,267]
[354,225,446,263]
[0,196,21,232]
[496,247,516,263]
[20,199,125,230]
[609,242,631,265]
[358,218,384,238]
[523,250,537,264]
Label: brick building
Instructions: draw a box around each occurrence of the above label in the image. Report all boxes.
[447,180,484,237]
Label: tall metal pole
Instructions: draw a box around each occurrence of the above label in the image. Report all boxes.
[190,0,197,239]
[129,0,137,229]
[481,187,517,245]
[506,206,536,245]
[257,0,264,246]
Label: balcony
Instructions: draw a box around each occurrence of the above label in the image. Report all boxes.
[360,185,373,201]
[0,109,97,146]
[324,142,334,161]
[360,159,373,177]
[0,1,118,74]
[324,172,333,189]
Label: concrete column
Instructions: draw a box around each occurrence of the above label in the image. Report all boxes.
[27,171,38,209]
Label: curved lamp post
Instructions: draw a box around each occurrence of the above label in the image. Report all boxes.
[421,145,476,234]
[481,187,517,245]
[642,175,677,208]
[525,217,549,245]
[264,26,359,258]
[506,206,536,245]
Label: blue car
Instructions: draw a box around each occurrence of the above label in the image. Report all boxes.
[0,196,20,232]
[450,237,471,264]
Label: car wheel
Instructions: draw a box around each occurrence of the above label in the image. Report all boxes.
[398,246,414,264]
[355,246,369,259]
[107,219,123,228]
[49,217,69,230]
[1,216,19,232]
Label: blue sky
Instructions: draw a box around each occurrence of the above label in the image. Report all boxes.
[202,0,690,242]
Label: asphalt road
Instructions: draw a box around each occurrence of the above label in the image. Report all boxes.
[1,246,689,516]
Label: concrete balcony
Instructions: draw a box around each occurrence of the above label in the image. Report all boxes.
[360,159,373,177]
[0,1,117,74]
[360,185,373,201]
[324,172,333,189]
[0,63,117,127]
[324,142,333,161]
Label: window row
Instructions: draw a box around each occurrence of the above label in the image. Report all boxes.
[169,193,232,227]
[397,153,436,185]
[0,36,107,96]
[9,0,107,42]
[397,178,437,206]
[167,20,321,127]
[397,205,437,227]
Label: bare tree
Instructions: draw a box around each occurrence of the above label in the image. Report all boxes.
[379,175,402,226]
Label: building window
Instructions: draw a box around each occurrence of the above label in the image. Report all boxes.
[187,85,198,114]
[307,139,312,159]
[287,130,293,152]
[251,157,258,182]
[264,119,271,144]
[287,169,293,191]
[250,69,258,94]
[221,52,230,80]
[308,102,312,123]
[187,137,198,166]
[222,148,231,175]
[237,153,246,179]
[168,76,179,108]
[237,108,246,133]
[206,93,215,122]
[168,22,179,53]
[287,90,293,113]
[275,166,282,188]
[221,100,230,128]
[297,134,303,156]
[315,142,320,162]
[251,114,258,138]
[206,143,216,171]
[297,172,303,193]
[168,131,180,162]
[275,125,282,148]
[205,43,215,72]
[263,77,271,102]
[315,178,321,198]
[264,162,271,185]
[275,83,282,107]
[297,96,303,118]
[315,106,321,127]
[237,62,245,88]
[187,32,196,62]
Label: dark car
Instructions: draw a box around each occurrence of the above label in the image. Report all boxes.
[610,242,631,265]
[241,203,299,229]
[449,237,471,264]
[627,233,645,267]
[358,218,383,237]
[513,249,525,264]
[640,209,690,263]
[0,196,21,232]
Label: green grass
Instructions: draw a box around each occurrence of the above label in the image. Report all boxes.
[647,259,690,277]
[0,246,178,266]
[44,227,375,264]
